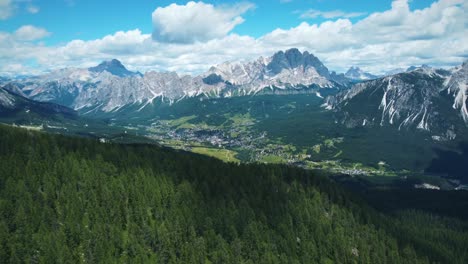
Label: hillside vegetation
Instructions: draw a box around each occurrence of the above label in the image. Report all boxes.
[0,125,467,263]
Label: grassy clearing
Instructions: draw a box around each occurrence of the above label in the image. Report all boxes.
[226,113,255,125]
[166,115,197,128]
[191,147,240,163]
[260,155,287,164]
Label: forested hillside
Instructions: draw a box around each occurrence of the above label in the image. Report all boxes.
[0,125,467,263]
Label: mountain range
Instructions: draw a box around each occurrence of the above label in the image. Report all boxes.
[1,49,349,113]
[344,65,434,81]
[1,48,467,139]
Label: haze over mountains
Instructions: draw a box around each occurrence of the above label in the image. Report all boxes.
[345,67,378,81]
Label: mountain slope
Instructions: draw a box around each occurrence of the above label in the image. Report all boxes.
[1,124,468,263]
[324,63,467,138]
[0,87,77,122]
[445,61,468,122]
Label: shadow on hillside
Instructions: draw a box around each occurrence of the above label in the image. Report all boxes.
[426,142,468,184]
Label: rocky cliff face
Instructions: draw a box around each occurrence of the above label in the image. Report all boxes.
[324,63,467,139]
[445,61,468,123]
[205,48,349,96]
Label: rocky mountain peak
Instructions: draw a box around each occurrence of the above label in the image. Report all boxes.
[345,66,378,80]
[89,59,140,77]
[345,66,362,75]
[406,64,432,72]
[266,48,330,78]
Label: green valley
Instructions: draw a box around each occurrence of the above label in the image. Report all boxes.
[87,94,467,189]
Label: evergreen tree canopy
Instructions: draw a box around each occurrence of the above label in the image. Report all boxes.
[0,125,467,263]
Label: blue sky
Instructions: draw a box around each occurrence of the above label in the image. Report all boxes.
[1,0,436,44]
[0,0,466,75]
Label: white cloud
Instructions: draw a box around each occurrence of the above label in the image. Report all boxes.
[353,0,465,42]
[0,0,13,19]
[0,0,40,19]
[27,5,39,14]
[300,9,366,19]
[14,25,50,41]
[261,20,356,52]
[262,0,467,73]
[151,1,254,43]
[0,0,466,76]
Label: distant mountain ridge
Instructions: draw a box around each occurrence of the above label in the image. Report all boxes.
[2,50,466,138]
[1,49,351,113]
[345,66,378,80]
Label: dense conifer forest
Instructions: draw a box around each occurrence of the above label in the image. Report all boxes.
[0,125,467,263]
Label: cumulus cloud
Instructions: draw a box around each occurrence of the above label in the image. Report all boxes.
[14,25,50,41]
[151,1,254,43]
[0,34,49,76]
[300,9,366,19]
[0,0,13,19]
[354,0,465,42]
[262,0,467,73]
[0,0,466,76]
[261,20,355,52]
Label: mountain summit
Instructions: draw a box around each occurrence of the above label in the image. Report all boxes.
[206,48,350,94]
[266,48,330,77]
[345,66,378,80]
[89,59,140,77]
[406,64,432,72]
